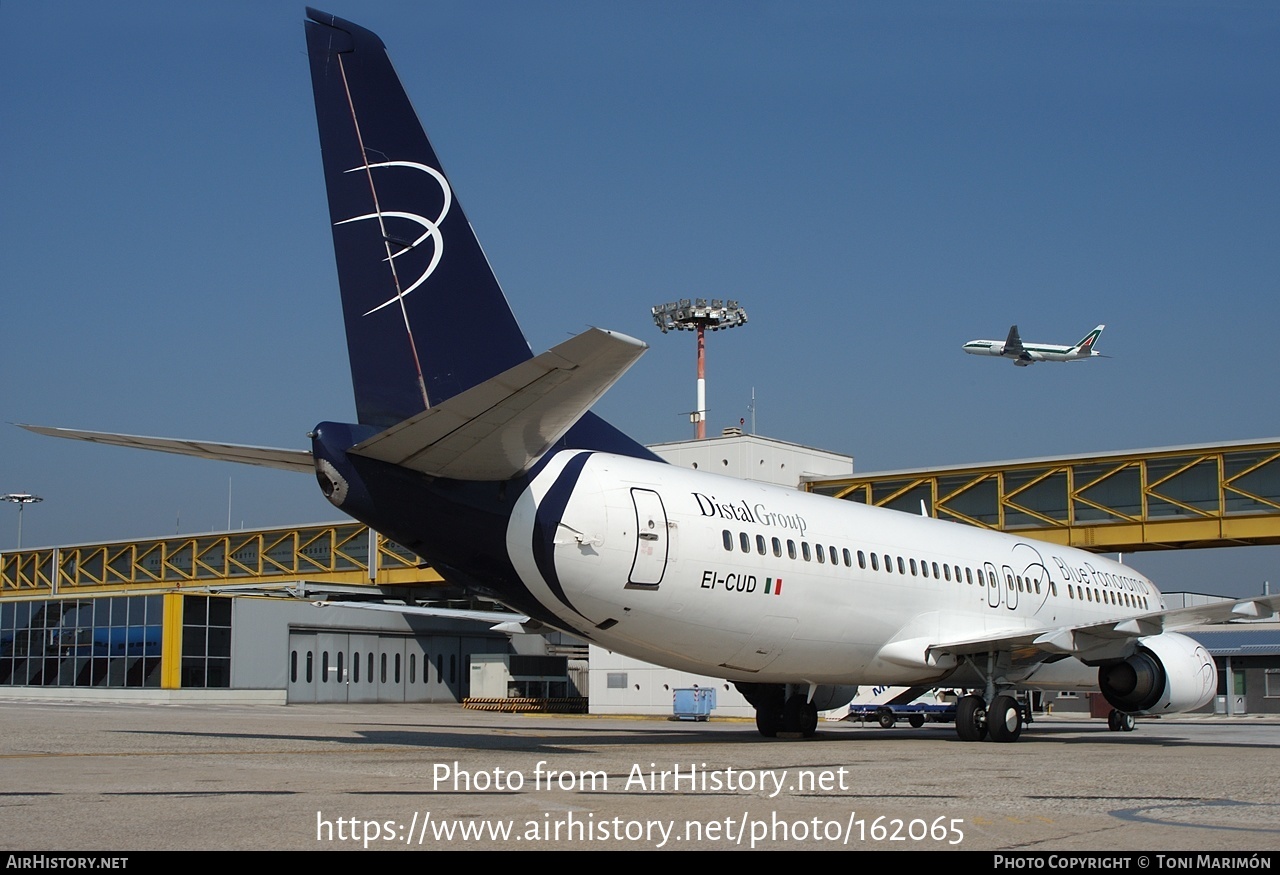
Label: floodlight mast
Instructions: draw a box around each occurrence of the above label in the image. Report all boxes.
[651,299,747,439]
[2,492,43,550]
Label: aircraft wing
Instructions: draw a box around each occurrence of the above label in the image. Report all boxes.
[926,593,1280,666]
[348,327,647,481]
[1003,324,1025,356]
[17,424,314,473]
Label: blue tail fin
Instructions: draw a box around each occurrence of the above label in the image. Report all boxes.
[304,10,659,464]
[305,9,531,428]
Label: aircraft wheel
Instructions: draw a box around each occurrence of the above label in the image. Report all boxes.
[987,694,1023,743]
[878,710,895,729]
[1107,709,1137,732]
[783,694,818,737]
[755,706,782,738]
[908,714,925,728]
[955,695,987,741]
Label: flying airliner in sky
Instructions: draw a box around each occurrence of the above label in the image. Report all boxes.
[964,324,1106,366]
[23,10,1277,743]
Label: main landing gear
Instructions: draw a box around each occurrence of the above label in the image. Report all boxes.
[955,693,1025,742]
[954,652,1031,743]
[1107,709,1137,732]
[740,684,819,738]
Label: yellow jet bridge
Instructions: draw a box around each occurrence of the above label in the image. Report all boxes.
[806,438,1280,553]
[0,521,443,597]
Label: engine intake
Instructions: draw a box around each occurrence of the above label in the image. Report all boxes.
[1098,631,1216,715]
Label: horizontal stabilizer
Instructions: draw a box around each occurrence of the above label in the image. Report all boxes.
[18,424,315,473]
[312,600,532,629]
[349,327,647,480]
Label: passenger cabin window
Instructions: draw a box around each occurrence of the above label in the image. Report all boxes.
[722,530,733,551]
[756,534,766,555]
[772,537,782,558]
[788,540,797,560]
[858,550,867,570]
[802,542,812,562]
[740,532,751,553]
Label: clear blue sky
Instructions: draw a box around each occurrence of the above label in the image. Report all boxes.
[4,1,1279,597]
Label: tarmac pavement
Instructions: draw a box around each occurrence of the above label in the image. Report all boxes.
[1,699,1277,852]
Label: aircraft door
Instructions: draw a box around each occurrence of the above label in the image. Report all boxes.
[983,562,1001,609]
[628,488,669,588]
[1002,564,1019,610]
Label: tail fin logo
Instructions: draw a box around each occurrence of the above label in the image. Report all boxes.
[335,160,453,316]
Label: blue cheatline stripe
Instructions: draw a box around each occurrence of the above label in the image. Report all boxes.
[530,452,594,621]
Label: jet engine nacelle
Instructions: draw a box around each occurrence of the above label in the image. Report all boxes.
[1097,631,1216,715]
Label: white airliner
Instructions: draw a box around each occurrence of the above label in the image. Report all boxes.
[22,10,1277,743]
[964,324,1106,366]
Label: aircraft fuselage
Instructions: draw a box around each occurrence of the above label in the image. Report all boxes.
[317,426,1166,692]
[507,452,1156,687]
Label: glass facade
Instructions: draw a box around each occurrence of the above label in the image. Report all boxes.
[181,595,232,688]
[0,595,162,687]
[0,594,232,689]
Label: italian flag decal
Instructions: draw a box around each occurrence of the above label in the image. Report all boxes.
[765,577,782,595]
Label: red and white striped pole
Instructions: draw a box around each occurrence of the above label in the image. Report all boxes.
[695,322,706,440]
